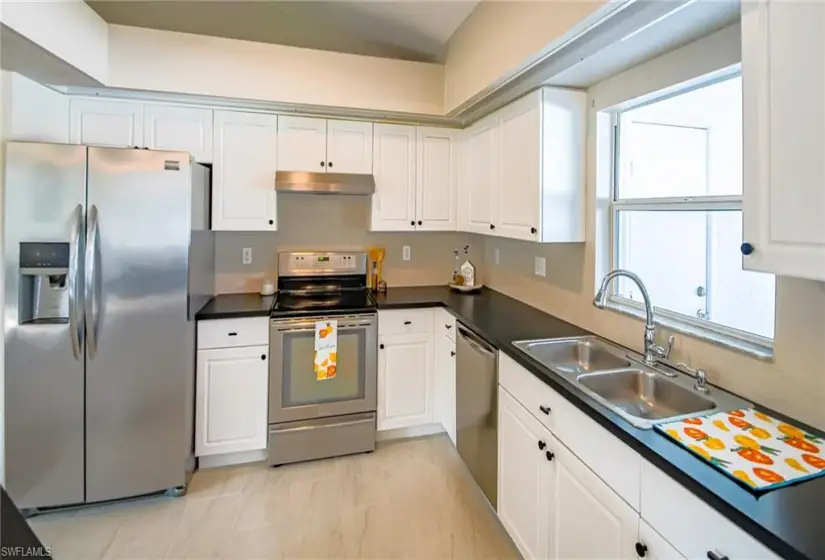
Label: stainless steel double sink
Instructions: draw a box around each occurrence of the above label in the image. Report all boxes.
[512,336,751,429]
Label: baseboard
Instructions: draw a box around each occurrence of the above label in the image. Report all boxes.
[377,423,445,441]
[197,448,268,469]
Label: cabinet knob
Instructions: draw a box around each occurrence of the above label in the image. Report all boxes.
[379,343,385,350]
[450,351,456,357]
[404,320,412,325]
[537,440,546,450]
[740,242,754,256]
[445,324,452,329]
[707,551,728,560]
[539,405,551,415]
[268,219,274,225]
[261,354,266,361]
[489,224,495,230]
[320,161,325,167]
[530,227,537,234]
[328,161,333,168]
[545,450,555,462]
[410,220,415,226]
[417,220,422,226]
[635,542,648,558]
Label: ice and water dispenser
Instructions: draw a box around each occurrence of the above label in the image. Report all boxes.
[18,242,71,324]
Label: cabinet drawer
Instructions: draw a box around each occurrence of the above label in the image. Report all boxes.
[641,461,778,559]
[435,308,456,342]
[197,317,269,349]
[378,308,434,335]
[499,351,641,510]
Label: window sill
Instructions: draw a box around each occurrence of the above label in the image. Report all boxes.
[602,301,774,362]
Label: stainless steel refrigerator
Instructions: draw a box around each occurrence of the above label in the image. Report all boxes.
[3,142,214,511]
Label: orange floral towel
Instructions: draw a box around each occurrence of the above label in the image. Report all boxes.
[314,320,337,380]
[657,408,825,491]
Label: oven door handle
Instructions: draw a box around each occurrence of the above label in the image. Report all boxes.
[271,316,377,330]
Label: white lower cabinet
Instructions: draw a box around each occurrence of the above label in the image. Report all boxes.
[498,387,637,560]
[638,520,686,560]
[497,354,778,560]
[377,331,434,431]
[498,387,554,559]
[195,344,269,457]
[433,310,456,444]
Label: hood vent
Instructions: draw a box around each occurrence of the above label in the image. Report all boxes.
[274,171,375,195]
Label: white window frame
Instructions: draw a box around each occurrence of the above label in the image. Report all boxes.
[606,74,775,358]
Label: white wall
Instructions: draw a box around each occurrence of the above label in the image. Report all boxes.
[444,0,605,113]
[0,0,108,83]
[482,23,825,431]
[2,71,68,142]
[107,25,445,115]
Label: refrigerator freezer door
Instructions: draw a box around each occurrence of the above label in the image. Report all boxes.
[4,142,87,508]
[85,148,192,502]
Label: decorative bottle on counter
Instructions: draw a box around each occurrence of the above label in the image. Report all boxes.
[460,260,476,287]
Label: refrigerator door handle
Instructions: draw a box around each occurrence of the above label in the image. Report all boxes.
[85,204,100,358]
[68,204,84,360]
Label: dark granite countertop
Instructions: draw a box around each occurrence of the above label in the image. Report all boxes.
[197,286,823,560]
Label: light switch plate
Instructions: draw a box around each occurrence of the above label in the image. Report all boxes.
[242,247,252,265]
[535,256,546,277]
[403,246,411,261]
[494,248,500,266]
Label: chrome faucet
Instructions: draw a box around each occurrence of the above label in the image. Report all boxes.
[593,269,673,367]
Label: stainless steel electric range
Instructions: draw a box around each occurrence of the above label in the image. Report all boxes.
[267,251,377,466]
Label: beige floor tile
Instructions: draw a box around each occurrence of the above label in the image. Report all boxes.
[28,435,519,560]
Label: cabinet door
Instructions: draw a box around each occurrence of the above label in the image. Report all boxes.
[464,117,498,235]
[552,433,638,560]
[498,388,554,560]
[371,124,417,232]
[144,104,213,163]
[377,332,433,430]
[433,328,456,445]
[638,520,686,560]
[69,99,143,148]
[496,92,542,241]
[416,127,458,231]
[327,120,373,173]
[742,0,825,281]
[212,110,279,231]
[196,345,269,457]
[277,115,327,172]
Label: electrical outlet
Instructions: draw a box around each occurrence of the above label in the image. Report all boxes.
[494,248,500,266]
[242,247,252,265]
[403,246,411,261]
[534,256,546,277]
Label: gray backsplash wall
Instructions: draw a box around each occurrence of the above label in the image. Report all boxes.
[214,193,483,292]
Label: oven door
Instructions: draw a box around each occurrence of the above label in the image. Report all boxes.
[269,313,377,424]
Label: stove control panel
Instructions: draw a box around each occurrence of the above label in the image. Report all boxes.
[279,251,367,276]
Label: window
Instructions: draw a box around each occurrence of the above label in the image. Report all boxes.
[610,76,775,345]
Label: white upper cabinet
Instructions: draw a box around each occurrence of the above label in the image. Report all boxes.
[212,110,279,231]
[496,89,585,242]
[277,115,328,172]
[277,116,373,174]
[496,94,542,240]
[144,104,213,163]
[371,124,417,231]
[69,98,143,148]
[416,127,459,231]
[464,116,498,235]
[327,120,373,173]
[742,0,825,281]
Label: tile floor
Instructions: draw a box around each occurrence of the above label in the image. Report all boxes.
[28,435,519,559]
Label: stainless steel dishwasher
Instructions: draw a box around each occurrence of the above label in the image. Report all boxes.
[456,325,498,508]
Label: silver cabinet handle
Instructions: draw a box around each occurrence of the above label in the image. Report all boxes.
[68,204,84,360]
[85,204,100,358]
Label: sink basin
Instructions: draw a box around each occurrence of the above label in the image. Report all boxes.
[512,336,630,374]
[577,369,717,422]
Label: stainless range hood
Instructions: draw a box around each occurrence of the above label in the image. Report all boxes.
[274,171,375,195]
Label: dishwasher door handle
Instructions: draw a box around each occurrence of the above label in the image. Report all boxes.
[457,327,496,358]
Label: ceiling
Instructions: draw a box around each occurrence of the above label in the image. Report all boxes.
[88,0,480,63]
